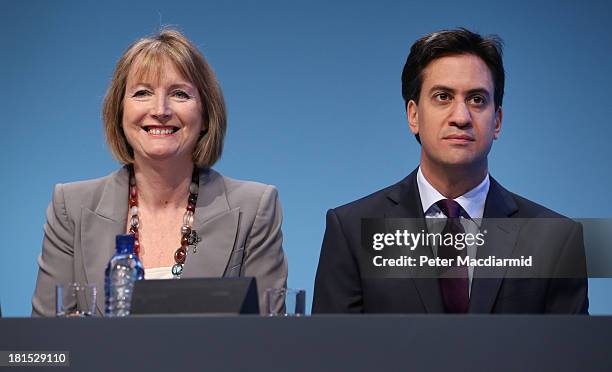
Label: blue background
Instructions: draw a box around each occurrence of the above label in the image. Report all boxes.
[1,0,611,316]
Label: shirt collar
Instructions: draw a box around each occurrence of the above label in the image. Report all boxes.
[416,166,490,219]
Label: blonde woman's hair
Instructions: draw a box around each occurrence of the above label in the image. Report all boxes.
[103,28,226,167]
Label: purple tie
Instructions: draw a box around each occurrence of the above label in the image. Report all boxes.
[436,199,469,313]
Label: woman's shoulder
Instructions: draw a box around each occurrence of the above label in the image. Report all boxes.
[53,167,128,213]
[209,169,280,209]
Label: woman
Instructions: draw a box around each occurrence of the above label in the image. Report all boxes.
[32,29,287,316]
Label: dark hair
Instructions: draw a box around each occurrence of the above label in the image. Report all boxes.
[401,28,505,110]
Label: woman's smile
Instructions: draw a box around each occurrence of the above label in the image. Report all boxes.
[142,125,181,136]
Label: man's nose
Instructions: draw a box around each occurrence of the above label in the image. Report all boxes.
[151,95,172,122]
[449,101,471,127]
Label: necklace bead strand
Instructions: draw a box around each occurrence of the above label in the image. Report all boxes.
[128,165,200,278]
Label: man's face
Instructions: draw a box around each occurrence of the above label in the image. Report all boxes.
[408,54,502,171]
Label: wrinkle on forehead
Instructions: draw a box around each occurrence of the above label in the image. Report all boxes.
[422,54,494,93]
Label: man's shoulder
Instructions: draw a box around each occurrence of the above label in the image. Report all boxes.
[491,179,578,230]
[331,178,408,220]
[508,192,566,218]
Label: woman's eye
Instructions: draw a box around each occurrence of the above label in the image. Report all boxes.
[132,90,151,97]
[173,90,191,99]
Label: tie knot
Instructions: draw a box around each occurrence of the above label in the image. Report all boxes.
[436,199,464,219]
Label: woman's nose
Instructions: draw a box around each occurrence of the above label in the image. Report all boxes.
[150,95,172,122]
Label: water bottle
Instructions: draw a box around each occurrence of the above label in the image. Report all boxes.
[104,234,144,317]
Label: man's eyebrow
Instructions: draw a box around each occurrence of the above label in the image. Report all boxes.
[465,88,491,97]
[428,85,456,94]
[428,85,491,97]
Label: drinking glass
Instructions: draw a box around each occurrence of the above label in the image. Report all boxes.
[264,288,306,316]
[56,283,96,317]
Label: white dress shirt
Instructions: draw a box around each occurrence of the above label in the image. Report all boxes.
[416,167,490,296]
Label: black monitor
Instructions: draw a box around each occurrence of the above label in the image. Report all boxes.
[130,277,259,315]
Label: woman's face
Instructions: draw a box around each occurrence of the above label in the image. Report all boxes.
[122,58,203,165]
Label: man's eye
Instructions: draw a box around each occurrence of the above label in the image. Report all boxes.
[469,95,486,105]
[132,90,151,97]
[435,93,451,102]
[173,90,191,99]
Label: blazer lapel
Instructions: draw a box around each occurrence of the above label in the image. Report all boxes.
[468,177,520,313]
[80,167,129,314]
[181,169,239,278]
[384,169,445,313]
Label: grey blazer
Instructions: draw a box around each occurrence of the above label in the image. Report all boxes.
[32,166,288,316]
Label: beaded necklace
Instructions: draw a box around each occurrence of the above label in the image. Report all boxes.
[127,165,200,278]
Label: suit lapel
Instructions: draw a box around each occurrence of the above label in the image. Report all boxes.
[382,172,521,313]
[181,169,239,278]
[384,169,445,313]
[468,177,520,313]
[80,167,129,314]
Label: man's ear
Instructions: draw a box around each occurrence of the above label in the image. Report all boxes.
[407,100,419,135]
[493,106,503,140]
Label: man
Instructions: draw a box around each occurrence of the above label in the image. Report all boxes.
[312,28,588,314]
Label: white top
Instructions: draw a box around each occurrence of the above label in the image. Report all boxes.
[416,166,490,296]
[416,166,489,220]
[144,266,174,280]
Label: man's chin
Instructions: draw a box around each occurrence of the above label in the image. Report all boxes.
[433,155,483,170]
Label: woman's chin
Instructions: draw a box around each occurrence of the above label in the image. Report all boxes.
[135,149,187,164]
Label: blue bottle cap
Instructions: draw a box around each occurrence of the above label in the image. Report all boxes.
[115,234,135,254]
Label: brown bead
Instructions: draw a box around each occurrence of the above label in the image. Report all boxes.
[174,247,186,264]
[187,203,196,212]
[129,196,138,207]
[181,235,189,247]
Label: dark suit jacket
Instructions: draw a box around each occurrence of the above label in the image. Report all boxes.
[312,169,588,314]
